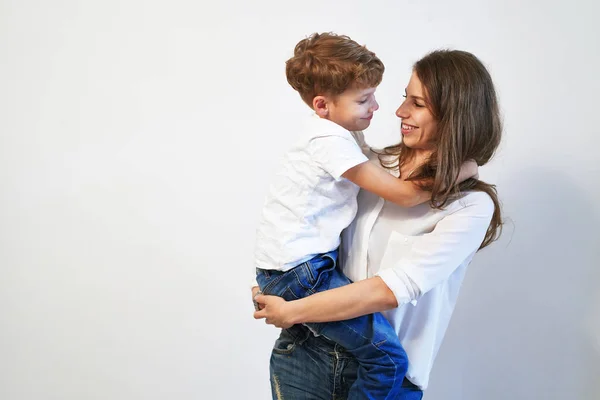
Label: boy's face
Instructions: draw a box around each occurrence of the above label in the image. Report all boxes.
[316,86,379,131]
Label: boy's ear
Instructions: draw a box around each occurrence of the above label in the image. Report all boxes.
[313,95,329,118]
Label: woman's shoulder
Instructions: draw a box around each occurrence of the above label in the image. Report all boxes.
[449,190,495,216]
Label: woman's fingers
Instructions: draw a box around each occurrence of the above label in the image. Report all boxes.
[254,308,266,319]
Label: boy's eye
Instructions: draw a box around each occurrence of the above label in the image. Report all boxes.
[358,99,368,104]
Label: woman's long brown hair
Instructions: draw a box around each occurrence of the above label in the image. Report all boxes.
[378,50,502,249]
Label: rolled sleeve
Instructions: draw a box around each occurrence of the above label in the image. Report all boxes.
[376,192,494,306]
[377,268,421,306]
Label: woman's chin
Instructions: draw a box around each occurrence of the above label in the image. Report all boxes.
[401,137,414,148]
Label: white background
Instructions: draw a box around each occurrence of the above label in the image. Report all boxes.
[1,0,599,399]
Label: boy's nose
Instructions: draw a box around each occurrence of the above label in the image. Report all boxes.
[370,100,379,112]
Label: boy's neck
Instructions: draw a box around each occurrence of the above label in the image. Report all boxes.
[315,113,347,130]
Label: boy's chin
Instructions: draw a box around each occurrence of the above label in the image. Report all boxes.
[355,121,371,131]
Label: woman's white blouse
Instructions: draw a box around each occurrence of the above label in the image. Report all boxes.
[340,158,494,390]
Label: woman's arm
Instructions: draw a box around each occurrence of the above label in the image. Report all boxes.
[253,191,494,328]
[253,276,397,328]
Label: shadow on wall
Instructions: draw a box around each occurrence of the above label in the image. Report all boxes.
[426,167,600,400]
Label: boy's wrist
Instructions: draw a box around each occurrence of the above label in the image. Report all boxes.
[458,159,478,182]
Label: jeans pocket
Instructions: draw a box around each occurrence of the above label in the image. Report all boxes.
[272,329,297,355]
[280,287,300,302]
[256,268,284,293]
[296,255,338,292]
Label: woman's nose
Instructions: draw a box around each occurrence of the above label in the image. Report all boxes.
[396,103,408,119]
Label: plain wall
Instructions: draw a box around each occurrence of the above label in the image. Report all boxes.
[1,0,599,399]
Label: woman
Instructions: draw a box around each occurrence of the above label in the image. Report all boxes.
[253,49,502,399]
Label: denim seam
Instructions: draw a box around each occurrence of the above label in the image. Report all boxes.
[303,262,315,284]
[331,344,341,399]
[292,267,317,292]
[335,320,400,399]
[261,273,287,295]
[272,344,296,355]
[323,253,337,269]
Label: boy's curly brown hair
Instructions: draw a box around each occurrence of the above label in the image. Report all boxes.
[285,32,385,107]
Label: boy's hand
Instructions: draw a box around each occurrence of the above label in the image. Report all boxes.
[458,159,479,183]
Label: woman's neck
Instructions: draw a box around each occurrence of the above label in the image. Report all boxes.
[403,149,432,171]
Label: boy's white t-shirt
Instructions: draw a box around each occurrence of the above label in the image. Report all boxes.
[255,114,369,272]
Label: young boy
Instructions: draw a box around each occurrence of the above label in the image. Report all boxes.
[253,32,472,398]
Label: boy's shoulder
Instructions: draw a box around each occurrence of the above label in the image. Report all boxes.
[349,130,369,153]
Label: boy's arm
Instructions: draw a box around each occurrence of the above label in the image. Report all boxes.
[343,160,479,208]
[458,160,478,182]
[342,162,428,207]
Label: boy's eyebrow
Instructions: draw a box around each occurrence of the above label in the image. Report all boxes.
[360,87,377,94]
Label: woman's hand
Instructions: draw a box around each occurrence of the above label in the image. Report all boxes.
[252,277,397,328]
[253,294,294,329]
[251,286,263,310]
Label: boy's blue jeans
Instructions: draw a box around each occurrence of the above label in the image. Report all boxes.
[256,249,408,400]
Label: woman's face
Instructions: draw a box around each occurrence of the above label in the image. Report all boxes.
[395,71,438,152]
